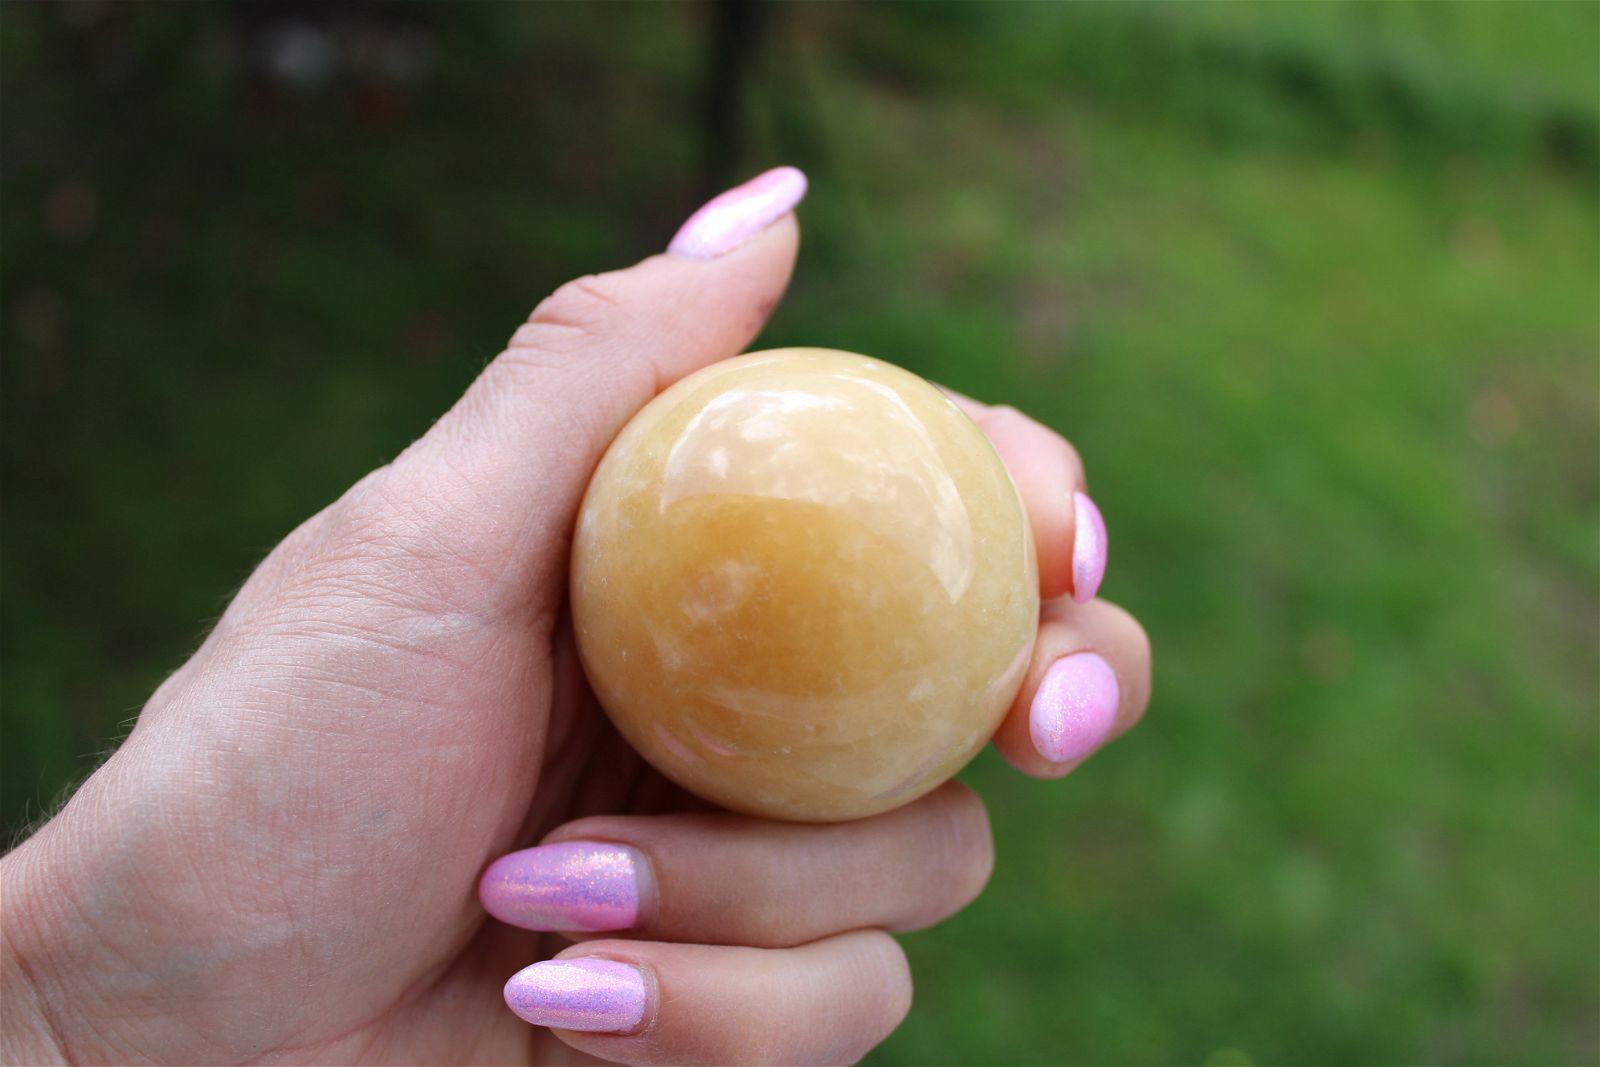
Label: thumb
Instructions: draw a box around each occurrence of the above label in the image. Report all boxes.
[373,167,806,622]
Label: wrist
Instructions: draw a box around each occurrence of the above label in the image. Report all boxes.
[3,839,76,1064]
[1,750,163,1066]
[1,715,260,1066]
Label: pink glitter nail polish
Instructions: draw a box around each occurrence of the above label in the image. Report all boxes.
[1030,652,1120,764]
[668,166,808,260]
[504,958,648,1033]
[479,841,642,932]
[1071,491,1107,603]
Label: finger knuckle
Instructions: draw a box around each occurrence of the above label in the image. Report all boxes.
[1131,616,1153,676]
[860,933,914,1049]
[892,783,993,930]
[1087,600,1152,724]
[987,403,1085,472]
[962,791,997,898]
[984,403,1030,433]
[1101,600,1153,671]
[813,933,914,1063]
[526,272,626,338]
[1066,446,1087,484]
[934,782,995,912]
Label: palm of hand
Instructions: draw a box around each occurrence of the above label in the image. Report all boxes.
[30,465,650,1063]
[9,219,805,1064]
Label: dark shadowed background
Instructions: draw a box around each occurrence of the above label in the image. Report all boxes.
[3,3,1596,1064]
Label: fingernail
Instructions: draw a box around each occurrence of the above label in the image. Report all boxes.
[503,958,648,1033]
[668,165,808,260]
[1030,652,1120,764]
[479,841,643,932]
[1071,490,1107,603]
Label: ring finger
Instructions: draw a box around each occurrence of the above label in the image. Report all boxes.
[507,930,911,1065]
[993,596,1153,779]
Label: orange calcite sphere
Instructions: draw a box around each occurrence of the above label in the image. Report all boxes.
[571,349,1038,822]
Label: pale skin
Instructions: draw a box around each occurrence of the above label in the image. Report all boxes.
[1,209,1151,1065]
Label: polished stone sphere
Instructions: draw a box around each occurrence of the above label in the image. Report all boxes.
[571,349,1038,822]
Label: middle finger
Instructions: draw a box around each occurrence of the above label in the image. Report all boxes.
[945,390,1103,603]
[478,780,992,947]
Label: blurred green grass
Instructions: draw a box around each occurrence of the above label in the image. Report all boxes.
[2,3,1595,1064]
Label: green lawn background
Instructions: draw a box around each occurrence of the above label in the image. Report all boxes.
[2,4,1595,1063]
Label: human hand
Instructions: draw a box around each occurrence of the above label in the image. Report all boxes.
[1,167,1150,1066]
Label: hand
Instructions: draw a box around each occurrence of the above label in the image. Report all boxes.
[1,167,1150,1066]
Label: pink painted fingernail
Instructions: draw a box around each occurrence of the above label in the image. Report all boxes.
[479,842,643,932]
[1030,652,1120,764]
[1071,490,1107,603]
[668,165,808,260]
[504,958,648,1033]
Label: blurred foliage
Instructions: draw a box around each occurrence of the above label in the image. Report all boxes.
[2,2,1596,1064]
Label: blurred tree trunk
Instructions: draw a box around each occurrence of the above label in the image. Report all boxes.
[699,0,768,199]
